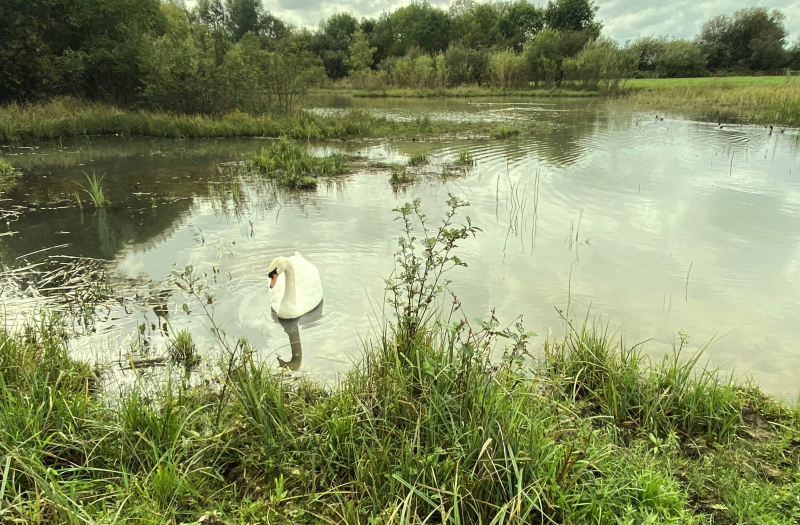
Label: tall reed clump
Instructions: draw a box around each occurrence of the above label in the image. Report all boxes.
[75,171,109,207]
[249,139,346,189]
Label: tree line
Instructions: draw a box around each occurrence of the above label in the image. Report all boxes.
[1,0,799,113]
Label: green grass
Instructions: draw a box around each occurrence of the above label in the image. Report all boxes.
[626,76,792,89]
[2,200,800,524]
[626,79,800,125]
[249,139,347,189]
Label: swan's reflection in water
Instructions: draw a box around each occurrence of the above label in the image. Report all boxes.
[271,300,324,371]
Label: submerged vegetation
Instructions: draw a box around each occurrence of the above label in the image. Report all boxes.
[249,140,347,189]
[1,199,799,524]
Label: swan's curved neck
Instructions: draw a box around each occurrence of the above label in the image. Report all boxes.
[281,258,298,308]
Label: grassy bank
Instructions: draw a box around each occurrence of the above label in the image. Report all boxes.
[627,76,792,89]
[627,81,800,125]
[0,98,496,144]
[2,200,800,524]
[315,86,600,99]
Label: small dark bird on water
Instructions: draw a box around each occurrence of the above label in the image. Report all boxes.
[780,128,785,134]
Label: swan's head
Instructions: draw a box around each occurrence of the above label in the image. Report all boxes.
[267,257,289,289]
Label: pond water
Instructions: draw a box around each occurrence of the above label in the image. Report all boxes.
[2,97,800,396]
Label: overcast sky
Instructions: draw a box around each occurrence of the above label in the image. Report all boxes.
[249,0,800,42]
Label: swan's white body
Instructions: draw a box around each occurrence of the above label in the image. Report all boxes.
[268,252,323,319]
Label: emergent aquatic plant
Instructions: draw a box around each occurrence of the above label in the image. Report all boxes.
[408,151,428,166]
[455,149,474,166]
[490,125,520,139]
[249,139,346,189]
[75,171,109,207]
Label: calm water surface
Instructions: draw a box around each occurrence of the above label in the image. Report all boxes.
[2,98,800,395]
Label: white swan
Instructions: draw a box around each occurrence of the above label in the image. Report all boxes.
[268,252,323,319]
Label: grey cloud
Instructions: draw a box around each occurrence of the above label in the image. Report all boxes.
[192,1,800,42]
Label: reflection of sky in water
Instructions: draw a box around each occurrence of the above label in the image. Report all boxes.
[3,99,800,396]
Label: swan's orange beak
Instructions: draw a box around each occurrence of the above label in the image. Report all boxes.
[269,272,278,289]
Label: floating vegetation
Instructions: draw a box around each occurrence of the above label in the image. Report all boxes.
[249,139,347,189]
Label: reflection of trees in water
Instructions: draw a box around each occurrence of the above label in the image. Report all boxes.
[0,198,194,270]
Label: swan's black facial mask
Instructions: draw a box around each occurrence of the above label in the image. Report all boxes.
[268,269,279,289]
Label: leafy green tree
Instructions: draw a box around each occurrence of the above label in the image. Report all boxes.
[225,0,260,40]
[346,29,376,72]
[699,8,788,71]
[789,37,800,70]
[224,0,286,41]
[563,37,635,91]
[264,34,327,110]
[628,37,707,78]
[488,49,527,88]
[497,1,545,51]
[313,13,359,79]
[0,0,70,102]
[193,0,227,32]
[545,0,600,34]
[656,40,706,78]
[523,28,562,87]
[453,3,501,49]
[444,44,489,86]
[389,2,452,56]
